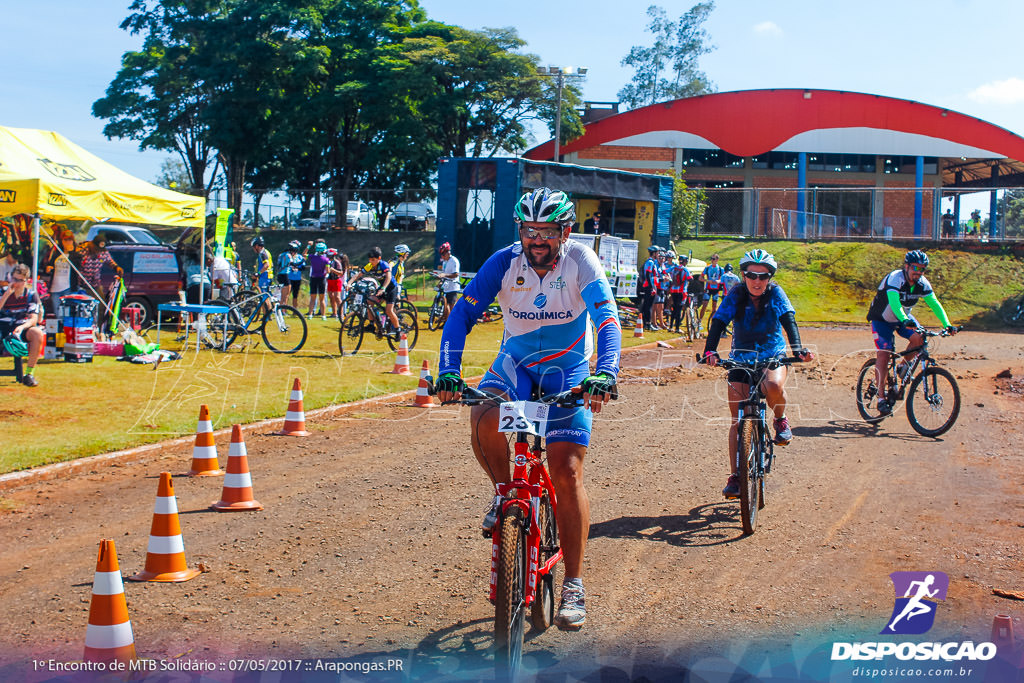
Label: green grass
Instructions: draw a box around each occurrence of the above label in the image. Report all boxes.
[1,292,669,474]
[675,239,1024,328]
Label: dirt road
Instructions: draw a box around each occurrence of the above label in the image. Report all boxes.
[1,328,1021,681]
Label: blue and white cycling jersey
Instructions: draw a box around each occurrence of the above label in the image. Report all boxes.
[439,240,621,379]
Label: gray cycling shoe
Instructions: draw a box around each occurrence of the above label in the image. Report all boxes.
[555,582,586,631]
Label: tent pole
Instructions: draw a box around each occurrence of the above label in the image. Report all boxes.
[32,213,40,300]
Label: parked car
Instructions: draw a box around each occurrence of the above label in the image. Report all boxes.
[86,223,165,245]
[389,202,436,231]
[95,226,210,328]
[344,201,375,230]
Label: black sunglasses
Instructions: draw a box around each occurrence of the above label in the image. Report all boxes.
[742,271,772,281]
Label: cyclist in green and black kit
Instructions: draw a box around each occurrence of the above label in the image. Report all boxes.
[867,250,958,415]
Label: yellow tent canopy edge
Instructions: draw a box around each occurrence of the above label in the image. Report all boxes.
[0,126,204,228]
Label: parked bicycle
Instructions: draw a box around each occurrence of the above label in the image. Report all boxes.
[203,286,307,353]
[429,383,602,679]
[698,354,801,535]
[426,276,449,331]
[338,279,418,355]
[684,295,702,341]
[855,327,962,437]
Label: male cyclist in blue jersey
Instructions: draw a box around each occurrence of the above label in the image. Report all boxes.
[436,187,621,632]
[867,250,958,415]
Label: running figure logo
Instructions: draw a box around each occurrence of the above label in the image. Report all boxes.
[881,571,949,635]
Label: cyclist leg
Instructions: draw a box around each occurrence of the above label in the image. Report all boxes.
[724,369,750,497]
[384,284,400,329]
[871,320,898,399]
[759,365,792,445]
[276,273,290,306]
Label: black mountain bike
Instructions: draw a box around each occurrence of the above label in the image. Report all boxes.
[855,327,961,437]
[338,279,418,355]
[700,354,801,535]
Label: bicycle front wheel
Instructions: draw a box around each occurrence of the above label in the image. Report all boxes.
[530,493,558,632]
[338,311,365,355]
[736,417,760,536]
[261,305,307,353]
[386,309,419,351]
[427,295,444,331]
[906,367,960,437]
[494,504,527,679]
[855,359,890,423]
[398,298,418,324]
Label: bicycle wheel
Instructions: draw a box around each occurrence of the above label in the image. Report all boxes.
[686,308,699,340]
[338,311,365,355]
[736,417,760,536]
[855,359,891,423]
[201,299,241,350]
[427,295,445,331]
[530,493,558,632]
[398,298,418,324]
[494,504,527,679]
[386,309,419,351]
[906,367,961,437]
[261,304,307,353]
[1001,299,1024,326]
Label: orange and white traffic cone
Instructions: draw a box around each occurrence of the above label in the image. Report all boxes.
[84,539,137,665]
[129,473,201,582]
[414,360,433,407]
[392,333,412,375]
[277,378,309,436]
[187,404,223,476]
[633,314,644,338]
[212,425,263,511]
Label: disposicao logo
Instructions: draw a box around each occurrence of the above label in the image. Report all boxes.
[831,571,996,663]
[882,571,947,635]
[533,293,547,309]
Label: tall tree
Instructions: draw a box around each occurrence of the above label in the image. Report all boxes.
[618,3,716,109]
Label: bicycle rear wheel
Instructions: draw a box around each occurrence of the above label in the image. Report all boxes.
[530,493,558,632]
[494,504,527,680]
[855,359,892,423]
[386,309,419,351]
[201,299,241,350]
[906,367,960,437]
[736,417,760,536]
[338,311,365,355]
[261,304,307,353]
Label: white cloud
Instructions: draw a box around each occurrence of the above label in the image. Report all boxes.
[968,77,1024,104]
[753,21,783,37]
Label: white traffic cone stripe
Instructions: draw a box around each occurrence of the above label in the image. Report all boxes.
[85,622,135,649]
[192,445,217,458]
[153,496,179,515]
[228,442,247,457]
[290,390,303,400]
[285,410,304,422]
[196,420,212,432]
[147,535,185,555]
[91,571,125,596]
[225,472,253,488]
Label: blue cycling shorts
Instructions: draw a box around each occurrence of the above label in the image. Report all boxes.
[258,273,271,293]
[871,317,918,351]
[478,349,592,447]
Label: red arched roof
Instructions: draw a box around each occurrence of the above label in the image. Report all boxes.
[525,89,1024,162]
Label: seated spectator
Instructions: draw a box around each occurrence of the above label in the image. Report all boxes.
[0,264,44,387]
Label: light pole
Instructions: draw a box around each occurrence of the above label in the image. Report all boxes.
[538,66,587,161]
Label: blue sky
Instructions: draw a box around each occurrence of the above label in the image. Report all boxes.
[5,0,1024,190]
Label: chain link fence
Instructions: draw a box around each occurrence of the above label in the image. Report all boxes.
[687,187,1024,241]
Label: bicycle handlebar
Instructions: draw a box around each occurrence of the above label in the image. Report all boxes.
[694,353,805,371]
[425,378,613,408]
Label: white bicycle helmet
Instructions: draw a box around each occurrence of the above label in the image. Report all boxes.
[513,187,576,225]
[394,244,411,255]
[739,248,778,275]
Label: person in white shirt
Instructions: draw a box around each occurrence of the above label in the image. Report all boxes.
[438,242,461,325]
[46,231,77,317]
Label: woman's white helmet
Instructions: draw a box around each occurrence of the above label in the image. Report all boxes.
[394,244,411,255]
[739,248,778,275]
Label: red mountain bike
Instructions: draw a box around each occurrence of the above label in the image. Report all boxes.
[433,383,584,678]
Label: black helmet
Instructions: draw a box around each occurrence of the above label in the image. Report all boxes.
[904,250,929,267]
[250,236,264,247]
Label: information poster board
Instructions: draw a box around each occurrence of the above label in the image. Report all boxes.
[596,235,620,284]
[616,239,639,297]
[569,233,596,253]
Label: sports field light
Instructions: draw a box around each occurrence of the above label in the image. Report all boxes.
[537,66,589,160]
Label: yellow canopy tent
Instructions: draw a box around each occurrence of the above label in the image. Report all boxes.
[0,125,206,300]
